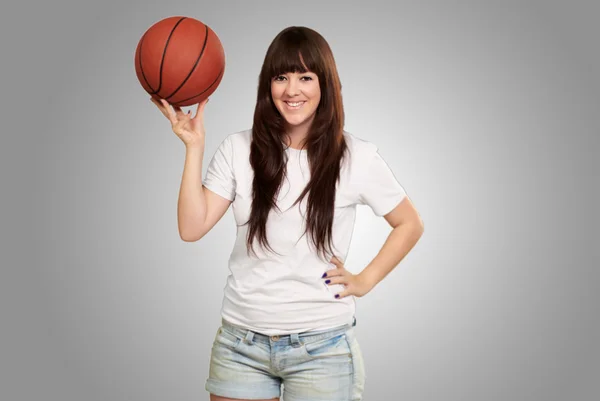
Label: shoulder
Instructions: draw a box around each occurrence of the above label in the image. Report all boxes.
[211,129,252,163]
[221,129,252,150]
[342,130,379,164]
[211,130,252,172]
[338,131,381,186]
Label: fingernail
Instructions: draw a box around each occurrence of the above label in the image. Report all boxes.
[335,294,340,298]
[325,279,331,284]
[321,273,327,278]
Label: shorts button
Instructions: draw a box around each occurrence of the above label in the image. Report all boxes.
[271,335,280,341]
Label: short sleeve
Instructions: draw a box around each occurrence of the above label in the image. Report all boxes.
[357,150,407,216]
[202,135,236,201]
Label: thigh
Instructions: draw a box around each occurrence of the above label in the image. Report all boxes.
[205,325,282,400]
[282,327,366,401]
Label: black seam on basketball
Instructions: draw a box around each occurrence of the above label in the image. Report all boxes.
[171,65,224,105]
[138,32,155,92]
[151,17,187,96]
[164,23,209,101]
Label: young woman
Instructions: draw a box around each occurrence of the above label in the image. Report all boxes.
[152,26,424,401]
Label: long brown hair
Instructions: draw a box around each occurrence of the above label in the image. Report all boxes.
[245,26,347,261]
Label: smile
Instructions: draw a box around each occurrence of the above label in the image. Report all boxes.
[284,101,305,109]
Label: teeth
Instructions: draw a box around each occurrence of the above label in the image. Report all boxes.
[286,101,304,107]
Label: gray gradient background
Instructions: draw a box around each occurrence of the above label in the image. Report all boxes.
[1,0,598,400]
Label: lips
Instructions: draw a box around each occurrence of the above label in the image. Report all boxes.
[284,101,305,110]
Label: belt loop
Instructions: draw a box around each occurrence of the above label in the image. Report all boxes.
[244,330,255,345]
[290,333,300,346]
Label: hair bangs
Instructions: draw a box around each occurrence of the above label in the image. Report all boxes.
[267,34,321,78]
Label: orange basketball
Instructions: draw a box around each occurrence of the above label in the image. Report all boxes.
[134,16,225,107]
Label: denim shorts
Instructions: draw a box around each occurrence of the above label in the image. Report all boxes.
[205,318,365,400]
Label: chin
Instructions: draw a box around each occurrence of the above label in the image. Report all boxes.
[281,112,317,128]
[284,117,308,126]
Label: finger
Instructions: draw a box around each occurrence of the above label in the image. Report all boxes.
[150,97,167,114]
[323,268,345,278]
[333,290,351,299]
[330,255,344,268]
[197,97,209,114]
[159,99,173,119]
[160,99,177,124]
[173,105,186,117]
[324,276,346,286]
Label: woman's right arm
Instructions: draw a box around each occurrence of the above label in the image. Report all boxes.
[151,97,231,242]
[177,145,232,242]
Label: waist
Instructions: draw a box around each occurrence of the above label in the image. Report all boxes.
[220,316,357,345]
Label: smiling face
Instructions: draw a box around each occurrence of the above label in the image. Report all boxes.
[271,71,321,139]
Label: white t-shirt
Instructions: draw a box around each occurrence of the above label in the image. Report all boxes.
[202,129,406,335]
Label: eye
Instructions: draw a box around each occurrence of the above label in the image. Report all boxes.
[301,76,313,81]
[273,75,286,81]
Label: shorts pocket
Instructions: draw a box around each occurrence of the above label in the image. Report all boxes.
[213,326,242,351]
[301,331,351,359]
[344,329,366,400]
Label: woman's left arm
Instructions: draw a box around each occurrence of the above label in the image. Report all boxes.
[327,197,424,299]
[356,196,424,293]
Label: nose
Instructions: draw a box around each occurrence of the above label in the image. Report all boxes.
[285,78,300,97]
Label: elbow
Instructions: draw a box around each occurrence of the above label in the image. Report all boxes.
[406,218,424,240]
[417,218,424,234]
[415,218,425,238]
[179,231,203,242]
[178,220,206,242]
[180,236,199,243]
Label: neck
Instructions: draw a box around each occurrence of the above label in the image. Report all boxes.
[284,116,314,149]
[283,132,307,150]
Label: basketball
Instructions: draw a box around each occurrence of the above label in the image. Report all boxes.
[134,16,225,107]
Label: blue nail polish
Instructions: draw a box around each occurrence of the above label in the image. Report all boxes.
[325,279,331,284]
[321,272,327,278]
[335,294,340,298]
